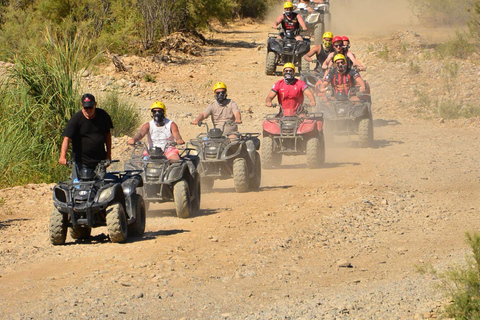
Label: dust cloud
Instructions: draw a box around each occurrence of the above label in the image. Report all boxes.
[328,0,418,37]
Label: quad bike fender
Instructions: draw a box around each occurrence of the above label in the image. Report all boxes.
[97,183,125,205]
[186,159,199,176]
[316,120,324,131]
[297,119,317,135]
[221,142,243,161]
[263,119,280,135]
[121,174,143,197]
[268,38,282,54]
[245,138,260,153]
[295,40,310,56]
[166,163,187,183]
[351,103,369,119]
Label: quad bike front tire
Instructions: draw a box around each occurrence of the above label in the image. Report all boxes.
[174,180,191,218]
[233,158,249,193]
[106,202,128,243]
[128,194,146,237]
[191,173,201,214]
[201,177,214,193]
[249,152,262,190]
[358,118,374,148]
[306,135,325,168]
[314,23,325,45]
[69,226,91,240]
[49,207,67,245]
[266,52,276,75]
[262,136,282,169]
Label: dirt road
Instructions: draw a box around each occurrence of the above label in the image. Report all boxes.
[1,6,480,319]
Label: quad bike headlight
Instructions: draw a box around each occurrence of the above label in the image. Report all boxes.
[98,187,113,203]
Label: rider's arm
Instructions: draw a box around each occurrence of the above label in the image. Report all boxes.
[297,14,308,31]
[128,122,149,145]
[105,132,112,161]
[303,45,320,62]
[347,51,365,70]
[273,15,283,28]
[318,79,329,93]
[191,112,208,125]
[266,90,277,107]
[58,137,71,165]
[322,52,334,70]
[234,111,242,124]
[170,122,185,145]
[304,88,316,107]
[355,76,366,93]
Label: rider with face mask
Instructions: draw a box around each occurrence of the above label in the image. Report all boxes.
[127,101,185,161]
[266,62,316,115]
[273,1,307,42]
[316,54,366,102]
[303,31,335,74]
[191,82,242,139]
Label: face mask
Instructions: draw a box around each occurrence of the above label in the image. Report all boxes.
[215,91,227,104]
[284,70,295,83]
[285,11,294,18]
[152,109,165,125]
[337,63,346,73]
[323,40,332,49]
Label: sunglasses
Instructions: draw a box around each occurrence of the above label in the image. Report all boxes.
[333,44,343,48]
[83,106,94,110]
[284,69,294,73]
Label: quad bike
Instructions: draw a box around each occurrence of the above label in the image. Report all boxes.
[190,121,261,193]
[50,160,145,245]
[294,0,331,45]
[262,105,325,169]
[265,29,311,75]
[124,142,201,218]
[316,88,374,148]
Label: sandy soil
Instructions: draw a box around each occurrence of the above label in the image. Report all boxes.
[1,3,480,319]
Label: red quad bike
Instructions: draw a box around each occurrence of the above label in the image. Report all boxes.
[261,105,325,169]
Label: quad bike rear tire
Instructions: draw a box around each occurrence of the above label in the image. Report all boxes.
[106,202,128,243]
[191,173,201,214]
[314,23,325,45]
[69,226,92,240]
[262,136,282,169]
[201,177,214,193]
[306,135,325,168]
[174,180,191,218]
[49,207,67,245]
[128,194,146,237]
[358,118,374,148]
[233,158,249,193]
[266,52,276,75]
[249,152,262,190]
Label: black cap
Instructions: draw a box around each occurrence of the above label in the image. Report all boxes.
[81,93,96,108]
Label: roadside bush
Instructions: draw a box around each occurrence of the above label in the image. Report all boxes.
[100,92,140,137]
[441,232,480,319]
[435,32,475,59]
[0,30,139,188]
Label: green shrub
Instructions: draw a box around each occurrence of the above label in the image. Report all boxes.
[143,74,156,83]
[378,45,389,61]
[436,32,475,59]
[409,61,421,74]
[100,92,140,137]
[442,232,480,319]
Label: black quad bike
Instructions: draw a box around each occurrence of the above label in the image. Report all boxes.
[294,1,331,45]
[124,142,201,219]
[262,105,325,169]
[50,160,145,245]
[190,121,261,193]
[265,29,311,75]
[316,91,374,148]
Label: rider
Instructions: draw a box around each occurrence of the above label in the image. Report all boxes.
[59,93,113,179]
[266,62,316,115]
[296,0,314,12]
[273,1,307,42]
[321,36,365,73]
[303,31,334,74]
[191,82,242,140]
[342,36,350,51]
[316,54,366,102]
[127,101,185,161]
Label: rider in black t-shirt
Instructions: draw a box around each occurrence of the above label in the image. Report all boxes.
[59,93,113,178]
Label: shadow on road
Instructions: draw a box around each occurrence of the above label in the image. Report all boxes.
[373,119,402,127]
[143,229,188,239]
[0,218,29,230]
[206,39,258,50]
[147,207,223,219]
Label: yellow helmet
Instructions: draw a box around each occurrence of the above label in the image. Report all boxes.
[150,101,166,115]
[284,1,293,9]
[333,54,346,63]
[212,81,227,93]
[323,31,333,40]
[282,62,295,75]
